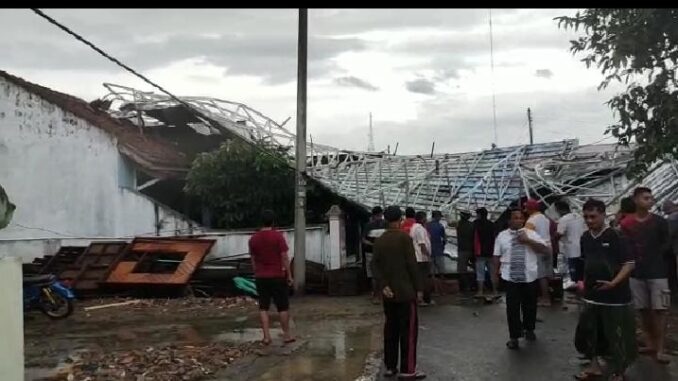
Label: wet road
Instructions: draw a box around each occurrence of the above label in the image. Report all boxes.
[380,298,677,381]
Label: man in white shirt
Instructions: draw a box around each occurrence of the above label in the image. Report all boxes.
[411,211,433,306]
[494,208,551,350]
[525,199,554,307]
[555,201,587,285]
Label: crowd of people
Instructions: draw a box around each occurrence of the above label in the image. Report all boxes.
[245,186,677,380]
[365,186,676,380]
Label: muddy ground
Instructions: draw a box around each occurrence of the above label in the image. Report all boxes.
[24,292,678,380]
[24,295,385,381]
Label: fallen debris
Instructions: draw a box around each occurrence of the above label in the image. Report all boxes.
[83,300,141,311]
[48,342,257,381]
[79,296,258,320]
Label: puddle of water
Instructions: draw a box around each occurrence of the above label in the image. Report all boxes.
[244,324,379,381]
[25,314,380,381]
[213,328,281,343]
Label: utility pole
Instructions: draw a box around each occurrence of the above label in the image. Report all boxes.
[294,8,308,294]
[489,9,498,146]
[527,107,534,145]
[367,112,375,152]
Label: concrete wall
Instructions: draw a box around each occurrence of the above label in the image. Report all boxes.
[0,257,23,380]
[0,226,331,268]
[0,77,197,254]
[204,226,330,267]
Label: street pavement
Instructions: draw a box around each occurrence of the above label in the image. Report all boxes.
[378,298,677,380]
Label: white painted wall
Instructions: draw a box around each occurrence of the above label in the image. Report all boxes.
[0,77,198,258]
[0,257,23,381]
[0,226,332,268]
[203,226,330,267]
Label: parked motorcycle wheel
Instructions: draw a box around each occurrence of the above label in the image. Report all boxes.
[39,288,74,319]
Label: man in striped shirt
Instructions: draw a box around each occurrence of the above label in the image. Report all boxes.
[494,208,550,350]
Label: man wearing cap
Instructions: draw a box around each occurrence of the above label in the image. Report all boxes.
[524,199,554,307]
[373,206,426,380]
[363,206,386,304]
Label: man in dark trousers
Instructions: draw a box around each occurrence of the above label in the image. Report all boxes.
[575,199,636,381]
[456,211,475,292]
[474,207,498,297]
[493,208,550,349]
[373,206,426,380]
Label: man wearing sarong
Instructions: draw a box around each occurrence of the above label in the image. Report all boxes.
[575,199,636,381]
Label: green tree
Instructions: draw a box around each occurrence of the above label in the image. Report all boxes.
[0,183,15,229]
[556,9,678,176]
[184,139,296,229]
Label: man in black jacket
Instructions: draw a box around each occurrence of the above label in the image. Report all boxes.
[373,206,426,380]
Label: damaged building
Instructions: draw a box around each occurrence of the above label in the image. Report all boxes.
[0,72,340,271]
[0,71,204,260]
[2,70,677,271]
[101,81,678,222]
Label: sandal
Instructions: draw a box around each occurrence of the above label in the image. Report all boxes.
[260,339,271,346]
[573,370,602,380]
[283,337,297,345]
[398,371,426,380]
[384,369,397,378]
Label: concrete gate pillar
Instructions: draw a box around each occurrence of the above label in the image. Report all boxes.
[0,256,24,381]
[326,205,346,270]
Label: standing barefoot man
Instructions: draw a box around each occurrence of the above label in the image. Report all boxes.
[249,210,295,346]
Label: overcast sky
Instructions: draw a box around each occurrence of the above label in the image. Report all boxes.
[0,8,622,154]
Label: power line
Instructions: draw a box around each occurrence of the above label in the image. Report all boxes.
[31,9,187,111]
[30,8,302,177]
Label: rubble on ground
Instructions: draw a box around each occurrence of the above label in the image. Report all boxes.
[82,296,257,314]
[48,342,257,381]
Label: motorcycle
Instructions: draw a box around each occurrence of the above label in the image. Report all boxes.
[23,274,75,319]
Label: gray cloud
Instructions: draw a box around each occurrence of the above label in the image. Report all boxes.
[0,8,610,157]
[406,79,436,95]
[0,9,575,86]
[334,76,379,91]
[0,10,363,84]
[313,86,617,155]
[535,69,554,78]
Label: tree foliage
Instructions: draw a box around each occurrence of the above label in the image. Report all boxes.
[556,9,678,176]
[185,139,296,229]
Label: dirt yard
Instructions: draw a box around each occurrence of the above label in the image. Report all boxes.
[25,295,384,381]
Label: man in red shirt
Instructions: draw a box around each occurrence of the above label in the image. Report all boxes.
[401,207,417,234]
[249,210,295,345]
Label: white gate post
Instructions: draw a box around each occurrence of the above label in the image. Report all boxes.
[0,256,24,381]
[326,205,346,270]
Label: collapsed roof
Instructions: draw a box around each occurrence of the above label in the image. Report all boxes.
[84,83,676,216]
